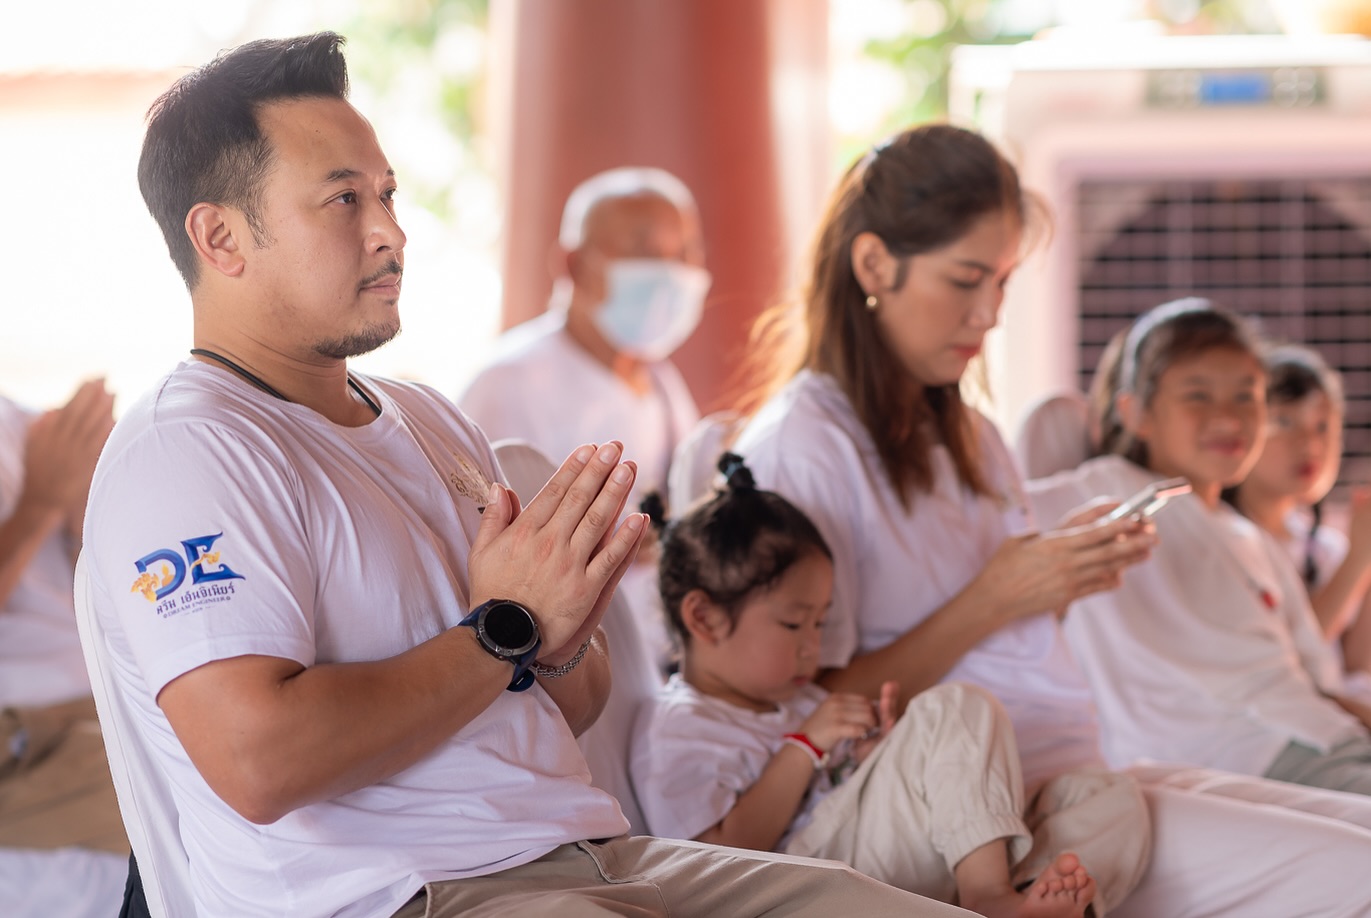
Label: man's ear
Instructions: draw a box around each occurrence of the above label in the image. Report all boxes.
[850,231,897,299]
[680,589,731,646]
[547,242,572,282]
[565,243,610,305]
[186,203,246,279]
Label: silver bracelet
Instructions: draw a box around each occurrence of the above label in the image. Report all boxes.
[529,637,593,678]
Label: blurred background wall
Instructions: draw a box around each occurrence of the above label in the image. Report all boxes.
[2,0,1366,427]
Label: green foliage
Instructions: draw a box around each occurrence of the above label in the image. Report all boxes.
[862,1,1030,121]
[341,0,491,221]
[845,0,1277,160]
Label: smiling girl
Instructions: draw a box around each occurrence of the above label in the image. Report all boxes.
[1027,299,1371,795]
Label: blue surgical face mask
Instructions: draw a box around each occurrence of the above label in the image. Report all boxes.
[592,259,712,362]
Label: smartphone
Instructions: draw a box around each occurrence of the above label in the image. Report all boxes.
[1105,477,1192,522]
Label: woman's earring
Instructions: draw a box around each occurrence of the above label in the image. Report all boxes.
[865,294,879,312]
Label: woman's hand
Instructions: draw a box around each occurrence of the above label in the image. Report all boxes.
[977,503,1155,624]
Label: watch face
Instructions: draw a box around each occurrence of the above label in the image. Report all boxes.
[482,601,538,653]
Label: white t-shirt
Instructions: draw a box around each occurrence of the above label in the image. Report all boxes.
[84,362,627,918]
[1026,455,1363,776]
[1276,508,1355,671]
[458,310,699,513]
[631,674,831,848]
[732,371,1105,790]
[1280,507,1346,596]
[0,396,89,707]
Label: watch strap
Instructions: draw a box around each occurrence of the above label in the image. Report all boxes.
[458,601,541,692]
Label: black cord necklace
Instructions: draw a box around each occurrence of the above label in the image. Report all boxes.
[190,348,381,417]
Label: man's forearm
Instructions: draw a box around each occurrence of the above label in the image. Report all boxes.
[159,623,515,825]
[537,629,611,736]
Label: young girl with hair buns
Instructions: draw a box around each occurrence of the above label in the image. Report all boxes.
[730,124,1371,917]
[632,453,1098,918]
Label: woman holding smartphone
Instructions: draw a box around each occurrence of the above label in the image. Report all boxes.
[731,124,1371,917]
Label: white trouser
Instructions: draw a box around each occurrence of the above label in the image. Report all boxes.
[1114,762,1371,917]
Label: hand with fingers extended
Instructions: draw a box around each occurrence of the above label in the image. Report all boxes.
[978,501,1156,624]
[467,441,648,661]
[21,378,116,525]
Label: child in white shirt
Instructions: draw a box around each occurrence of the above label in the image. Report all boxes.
[1225,343,1371,681]
[632,453,1099,918]
[1028,299,1371,793]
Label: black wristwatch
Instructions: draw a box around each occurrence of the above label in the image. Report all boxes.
[458,599,542,692]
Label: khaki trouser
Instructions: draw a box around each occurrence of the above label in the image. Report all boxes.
[784,683,1151,915]
[393,836,976,918]
[0,696,128,854]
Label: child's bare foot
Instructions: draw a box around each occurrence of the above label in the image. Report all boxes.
[961,852,1096,918]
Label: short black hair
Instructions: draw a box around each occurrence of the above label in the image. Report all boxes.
[656,454,831,648]
[138,32,350,290]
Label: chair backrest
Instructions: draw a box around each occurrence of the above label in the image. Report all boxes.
[1013,390,1092,482]
[73,552,197,918]
[492,439,661,835]
[667,410,743,513]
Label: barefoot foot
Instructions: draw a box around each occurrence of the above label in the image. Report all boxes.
[961,852,1096,918]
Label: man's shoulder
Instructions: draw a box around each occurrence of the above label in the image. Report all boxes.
[367,374,454,412]
[107,365,284,455]
[483,312,570,369]
[455,316,579,428]
[368,374,493,451]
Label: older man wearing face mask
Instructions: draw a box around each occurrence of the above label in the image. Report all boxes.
[460,168,710,668]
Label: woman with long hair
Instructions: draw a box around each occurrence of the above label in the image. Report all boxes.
[729,123,1371,917]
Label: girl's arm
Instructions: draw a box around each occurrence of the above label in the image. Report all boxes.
[693,742,821,851]
[694,693,878,851]
[820,514,1153,708]
[1310,492,1371,653]
[1330,692,1371,732]
[1341,594,1371,674]
[1308,559,1371,644]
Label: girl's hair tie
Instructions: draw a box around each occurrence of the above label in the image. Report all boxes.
[717,451,756,492]
[639,491,669,534]
[1120,296,1212,394]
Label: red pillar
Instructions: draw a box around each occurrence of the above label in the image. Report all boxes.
[490,0,830,412]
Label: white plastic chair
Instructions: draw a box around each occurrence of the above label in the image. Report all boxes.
[667,410,743,513]
[492,439,662,835]
[1013,390,1092,482]
[73,552,197,918]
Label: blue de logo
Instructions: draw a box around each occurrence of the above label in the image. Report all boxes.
[132,533,244,601]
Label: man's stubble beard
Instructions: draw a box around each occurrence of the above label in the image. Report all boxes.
[313,317,402,360]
